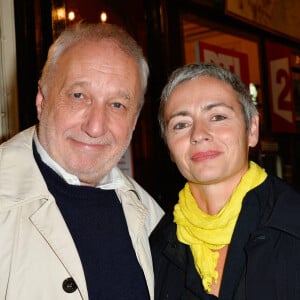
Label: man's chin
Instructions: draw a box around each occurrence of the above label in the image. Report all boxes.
[74,172,101,187]
[73,167,109,186]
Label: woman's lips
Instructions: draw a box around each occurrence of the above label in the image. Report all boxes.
[191,151,221,162]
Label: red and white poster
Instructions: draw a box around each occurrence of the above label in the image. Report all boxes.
[196,41,250,86]
[265,40,296,133]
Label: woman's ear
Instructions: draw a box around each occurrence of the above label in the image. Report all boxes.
[248,115,259,148]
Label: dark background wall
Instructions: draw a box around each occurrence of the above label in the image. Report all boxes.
[13,0,300,211]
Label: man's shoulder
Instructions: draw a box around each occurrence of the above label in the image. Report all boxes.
[117,171,155,203]
[150,213,175,244]
[118,172,164,229]
[0,127,35,174]
[0,126,48,209]
[0,126,35,151]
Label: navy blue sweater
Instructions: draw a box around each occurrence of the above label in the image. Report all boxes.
[34,144,149,299]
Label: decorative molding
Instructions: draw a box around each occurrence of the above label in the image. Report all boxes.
[0,0,19,141]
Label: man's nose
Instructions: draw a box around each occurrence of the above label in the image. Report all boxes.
[81,105,107,138]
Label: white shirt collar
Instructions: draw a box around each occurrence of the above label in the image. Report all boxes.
[33,132,124,189]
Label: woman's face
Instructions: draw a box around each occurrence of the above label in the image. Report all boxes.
[164,76,259,186]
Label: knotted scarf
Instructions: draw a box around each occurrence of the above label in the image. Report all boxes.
[173,161,267,292]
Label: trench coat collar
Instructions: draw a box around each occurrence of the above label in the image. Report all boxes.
[1,125,157,300]
[0,126,89,299]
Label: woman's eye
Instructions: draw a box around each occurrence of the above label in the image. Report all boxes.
[168,117,192,132]
[212,114,226,121]
[173,122,188,130]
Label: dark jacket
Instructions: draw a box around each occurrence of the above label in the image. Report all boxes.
[150,175,300,300]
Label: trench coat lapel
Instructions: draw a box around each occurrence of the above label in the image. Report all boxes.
[30,197,89,300]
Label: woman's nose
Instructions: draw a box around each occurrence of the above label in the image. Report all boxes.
[190,123,212,145]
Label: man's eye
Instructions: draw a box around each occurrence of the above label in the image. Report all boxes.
[73,93,84,99]
[112,102,125,109]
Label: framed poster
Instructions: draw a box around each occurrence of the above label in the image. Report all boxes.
[0,0,19,142]
[196,41,250,86]
[226,0,300,42]
[265,40,296,133]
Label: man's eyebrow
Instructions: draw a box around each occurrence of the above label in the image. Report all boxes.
[117,91,132,100]
[65,82,132,100]
[64,81,89,90]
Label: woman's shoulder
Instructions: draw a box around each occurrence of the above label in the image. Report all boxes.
[150,212,176,246]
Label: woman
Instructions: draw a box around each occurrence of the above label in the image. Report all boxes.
[150,63,300,300]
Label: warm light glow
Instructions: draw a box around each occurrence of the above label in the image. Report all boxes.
[56,8,66,21]
[68,11,76,21]
[100,11,108,23]
[249,82,258,105]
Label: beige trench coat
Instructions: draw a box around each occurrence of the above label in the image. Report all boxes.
[0,127,164,300]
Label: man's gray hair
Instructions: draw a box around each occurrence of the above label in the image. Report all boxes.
[40,23,149,109]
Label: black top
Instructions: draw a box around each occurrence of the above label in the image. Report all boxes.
[33,143,150,300]
[150,175,300,300]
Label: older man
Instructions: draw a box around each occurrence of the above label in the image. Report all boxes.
[0,23,163,300]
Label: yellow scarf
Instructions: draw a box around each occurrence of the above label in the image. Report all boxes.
[173,161,267,292]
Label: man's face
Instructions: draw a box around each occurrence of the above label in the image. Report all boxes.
[36,39,142,186]
[164,76,259,187]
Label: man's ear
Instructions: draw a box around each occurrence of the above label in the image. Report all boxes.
[36,83,44,121]
[248,115,259,148]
